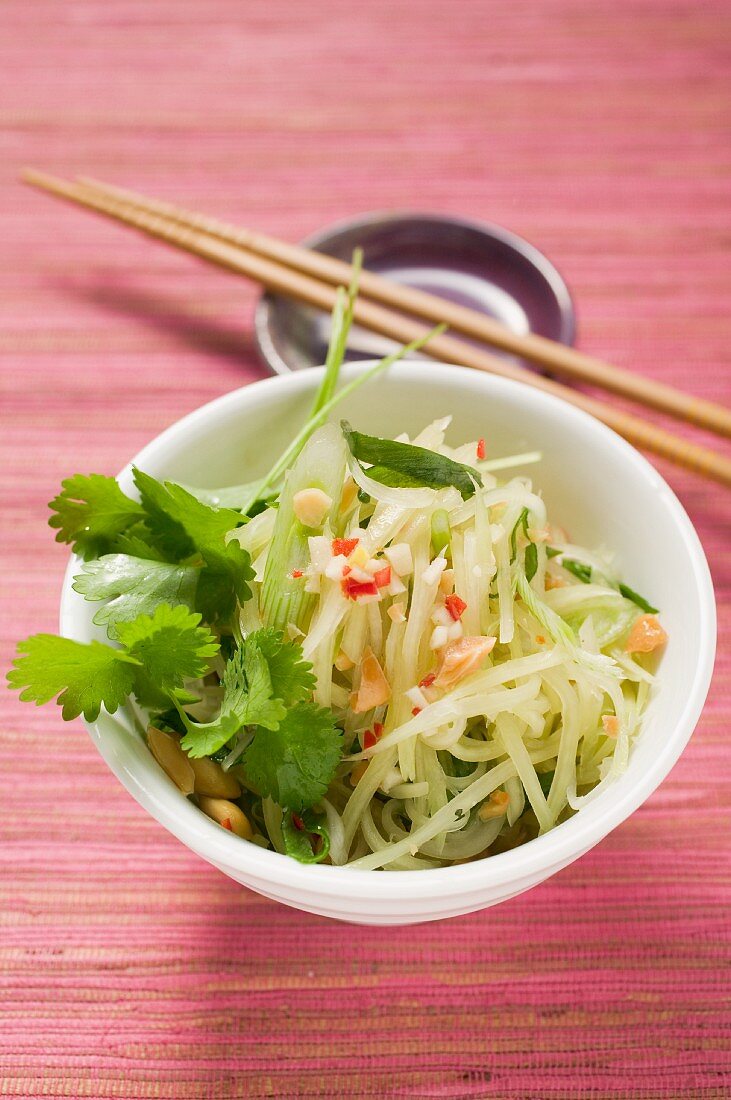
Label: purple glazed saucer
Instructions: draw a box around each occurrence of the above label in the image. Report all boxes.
[254,212,575,375]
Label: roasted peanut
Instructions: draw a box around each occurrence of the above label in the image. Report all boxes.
[350,760,369,787]
[478,790,510,821]
[198,796,253,839]
[189,756,241,799]
[147,726,195,795]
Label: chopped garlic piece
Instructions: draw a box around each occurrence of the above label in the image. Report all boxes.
[405,685,429,711]
[430,624,449,650]
[308,535,332,572]
[388,575,407,596]
[384,542,414,577]
[422,556,448,587]
[325,554,349,580]
[350,545,369,568]
[431,605,453,627]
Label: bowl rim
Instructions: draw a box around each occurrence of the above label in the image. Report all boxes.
[61,362,716,902]
[254,210,577,376]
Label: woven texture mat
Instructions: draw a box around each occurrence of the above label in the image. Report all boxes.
[1,1,730,1096]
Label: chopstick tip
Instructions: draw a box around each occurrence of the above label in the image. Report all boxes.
[20,167,60,190]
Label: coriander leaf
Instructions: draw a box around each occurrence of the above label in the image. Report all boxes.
[7,634,137,721]
[226,643,281,729]
[252,628,316,705]
[49,474,145,559]
[561,558,592,584]
[132,468,254,622]
[618,583,658,615]
[525,542,538,583]
[181,641,284,758]
[133,468,241,558]
[72,554,199,638]
[151,707,188,736]
[113,525,168,561]
[179,629,314,758]
[115,603,219,694]
[241,701,343,812]
[281,809,331,864]
[342,422,481,500]
[179,712,241,759]
[195,544,254,624]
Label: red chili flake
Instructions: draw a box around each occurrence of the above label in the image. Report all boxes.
[373,565,391,588]
[419,672,436,689]
[291,813,305,831]
[342,565,352,576]
[445,594,467,621]
[476,438,486,460]
[341,576,379,600]
[222,817,233,831]
[363,724,383,751]
[332,537,359,557]
[411,706,422,716]
[290,569,303,579]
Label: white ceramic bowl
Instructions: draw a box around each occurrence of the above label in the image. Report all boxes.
[60,363,716,925]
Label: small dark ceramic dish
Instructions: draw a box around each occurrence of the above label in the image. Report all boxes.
[254,212,576,374]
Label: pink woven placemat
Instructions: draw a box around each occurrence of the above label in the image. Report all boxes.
[1,2,730,1096]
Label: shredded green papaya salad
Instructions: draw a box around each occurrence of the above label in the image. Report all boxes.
[8,262,667,869]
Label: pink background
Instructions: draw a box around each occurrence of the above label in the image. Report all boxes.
[1,2,730,1096]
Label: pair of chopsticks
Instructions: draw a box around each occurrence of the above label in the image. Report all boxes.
[22,168,731,488]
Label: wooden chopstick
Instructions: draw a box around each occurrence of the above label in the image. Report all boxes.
[21,168,731,488]
[75,174,731,442]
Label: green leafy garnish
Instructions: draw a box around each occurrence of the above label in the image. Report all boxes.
[115,604,218,694]
[524,542,538,583]
[48,468,254,626]
[560,558,658,614]
[8,635,138,721]
[254,628,317,705]
[242,702,343,812]
[72,554,199,638]
[180,629,317,758]
[510,507,537,581]
[618,583,658,615]
[510,508,530,559]
[132,469,254,623]
[546,546,562,559]
[49,474,145,559]
[431,509,451,556]
[8,604,218,721]
[281,809,331,864]
[561,558,592,583]
[342,422,481,499]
